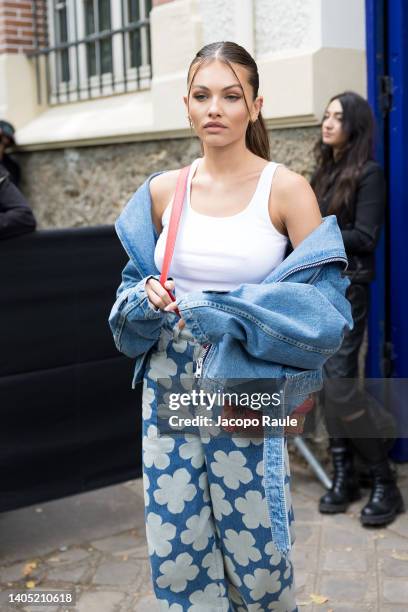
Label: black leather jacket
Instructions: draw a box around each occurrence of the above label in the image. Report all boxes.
[0,163,36,239]
[315,160,386,283]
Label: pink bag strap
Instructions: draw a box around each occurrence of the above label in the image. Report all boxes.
[159,165,191,315]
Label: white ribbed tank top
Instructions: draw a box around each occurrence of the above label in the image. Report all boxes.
[154,157,289,298]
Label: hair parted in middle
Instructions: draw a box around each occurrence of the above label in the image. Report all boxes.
[186,41,270,161]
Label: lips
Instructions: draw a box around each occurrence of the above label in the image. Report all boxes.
[204,122,226,128]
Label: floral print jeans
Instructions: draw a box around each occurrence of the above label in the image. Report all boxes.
[141,317,298,612]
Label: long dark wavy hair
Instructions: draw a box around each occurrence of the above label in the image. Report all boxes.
[186,41,270,161]
[310,91,376,221]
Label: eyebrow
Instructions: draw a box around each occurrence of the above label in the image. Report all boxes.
[325,111,343,116]
[191,84,241,91]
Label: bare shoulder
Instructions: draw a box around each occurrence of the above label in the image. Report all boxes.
[149,169,180,232]
[272,164,322,249]
[149,169,180,209]
[273,164,315,198]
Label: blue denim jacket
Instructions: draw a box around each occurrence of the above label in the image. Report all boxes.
[108,171,353,554]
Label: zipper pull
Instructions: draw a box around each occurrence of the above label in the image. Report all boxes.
[195,357,204,378]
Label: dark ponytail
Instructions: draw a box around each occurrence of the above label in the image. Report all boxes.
[186,41,270,161]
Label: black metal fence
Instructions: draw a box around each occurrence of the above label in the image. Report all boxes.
[27,1,152,106]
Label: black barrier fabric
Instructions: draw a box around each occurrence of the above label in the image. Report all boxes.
[0,227,142,512]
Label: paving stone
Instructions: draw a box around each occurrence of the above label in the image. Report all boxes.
[2,473,408,611]
[76,590,124,612]
[378,550,408,577]
[321,524,374,550]
[23,606,60,612]
[318,573,375,603]
[0,561,31,583]
[0,589,18,607]
[382,578,408,604]
[387,514,408,540]
[46,562,89,582]
[127,542,149,560]
[293,504,319,522]
[293,524,320,547]
[320,511,361,529]
[375,533,408,550]
[0,483,145,564]
[291,546,319,572]
[92,558,151,589]
[132,592,160,612]
[320,548,368,572]
[294,570,316,595]
[91,533,145,555]
[315,605,374,612]
[46,548,90,565]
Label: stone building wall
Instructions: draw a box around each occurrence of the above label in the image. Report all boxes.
[16,126,320,230]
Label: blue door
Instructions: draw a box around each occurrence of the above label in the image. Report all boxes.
[366,0,408,460]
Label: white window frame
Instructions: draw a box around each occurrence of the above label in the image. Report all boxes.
[47,0,151,105]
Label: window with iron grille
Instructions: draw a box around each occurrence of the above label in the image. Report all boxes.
[28,1,152,105]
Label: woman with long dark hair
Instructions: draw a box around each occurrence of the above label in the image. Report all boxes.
[109,42,352,609]
[311,91,404,526]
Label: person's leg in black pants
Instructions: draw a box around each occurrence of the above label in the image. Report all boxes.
[319,282,404,526]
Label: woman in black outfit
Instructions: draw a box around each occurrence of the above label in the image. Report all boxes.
[310,91,404,527]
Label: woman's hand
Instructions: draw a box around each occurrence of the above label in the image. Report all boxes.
[145,278,186,330]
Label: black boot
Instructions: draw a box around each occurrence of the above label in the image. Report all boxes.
[360,459,405,526]
[319,438,361,513]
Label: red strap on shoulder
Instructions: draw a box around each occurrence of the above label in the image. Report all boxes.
[159,165,190,315]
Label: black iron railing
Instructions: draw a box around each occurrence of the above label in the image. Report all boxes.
[27,1,152,106]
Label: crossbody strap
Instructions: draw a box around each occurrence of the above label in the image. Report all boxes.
[159,165,191,315]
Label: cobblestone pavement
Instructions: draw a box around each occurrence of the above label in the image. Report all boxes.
[1,453,407,612]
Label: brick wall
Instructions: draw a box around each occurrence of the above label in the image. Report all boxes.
[0,0,47,54]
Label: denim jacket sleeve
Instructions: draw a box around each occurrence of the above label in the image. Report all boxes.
[176,262,353,370]
[108,259,165,358]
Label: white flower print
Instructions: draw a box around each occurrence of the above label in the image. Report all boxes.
[235,490,270,529]
[231,435,263,447]
[246,604,264,612]
[209,483,233,521]
[142,379,155,420]
[283,558,292,581]
[148,351,177,387]
[179,435,205,469]
[157,552,199,593]
[157,600,183,612]
[188,583,229,612]
[180,361,194,390]
[173,336,188,353]
[180,506,213,551]
[143,424,175,470]
[267,585,296,611]
[210,450,252,490]
[256,459,264,477]
[202,542,223,580]
[224,529,261,567]
[198,471,210,503]
[154,467,197,513]
[224,555,242,587]
[264,542,283,567]
[143,471,150,506]
[243,568,281,601]
[146,512,176,557]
